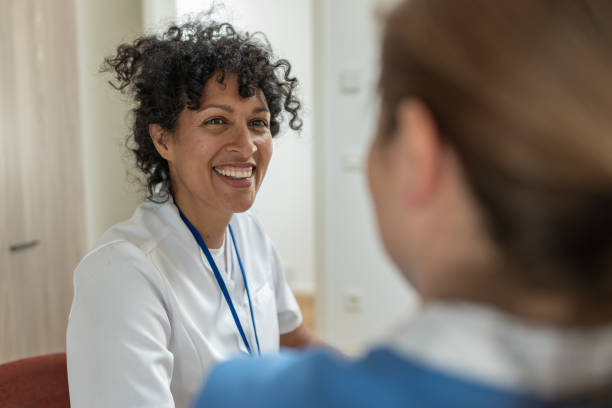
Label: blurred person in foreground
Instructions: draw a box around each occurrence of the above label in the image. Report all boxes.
[195,0,612,406]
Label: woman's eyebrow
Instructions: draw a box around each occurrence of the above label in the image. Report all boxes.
[252,106,269,114]
[199,103,234,112]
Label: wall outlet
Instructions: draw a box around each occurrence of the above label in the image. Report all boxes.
[343,289,362,314]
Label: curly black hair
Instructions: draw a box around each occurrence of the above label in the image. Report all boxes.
[102,19,302,202]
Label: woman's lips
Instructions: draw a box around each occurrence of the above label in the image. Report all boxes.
[213,164,255,188]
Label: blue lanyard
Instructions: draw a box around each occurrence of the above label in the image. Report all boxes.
[178,209,261,356]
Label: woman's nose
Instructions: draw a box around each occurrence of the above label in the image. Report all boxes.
[228,124,257,157]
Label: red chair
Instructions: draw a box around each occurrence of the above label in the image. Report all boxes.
[0,353,70,408]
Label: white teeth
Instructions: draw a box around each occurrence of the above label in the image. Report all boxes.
[214,167,253,179]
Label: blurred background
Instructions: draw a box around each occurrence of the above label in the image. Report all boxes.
[0,0,415,363]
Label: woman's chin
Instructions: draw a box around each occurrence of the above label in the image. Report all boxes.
[222,196,257,214]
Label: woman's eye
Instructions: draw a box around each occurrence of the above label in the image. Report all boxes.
[204,117,226,126]
[250,119,268,128]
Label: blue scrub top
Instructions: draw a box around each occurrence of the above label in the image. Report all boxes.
[194,348,601,408]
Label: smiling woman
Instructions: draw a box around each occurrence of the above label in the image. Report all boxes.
[65,18,317,408]
[150,74,274,247]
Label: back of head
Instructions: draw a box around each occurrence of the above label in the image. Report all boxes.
[380,0,612,307]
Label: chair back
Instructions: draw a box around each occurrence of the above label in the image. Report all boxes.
[0,353,70,408]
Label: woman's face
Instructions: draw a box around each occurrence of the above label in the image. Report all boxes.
[164,73,273,216]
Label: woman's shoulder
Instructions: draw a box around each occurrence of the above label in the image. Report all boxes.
[71,238,172,314]
[75,199,179,286]
[96,199,179,254]
[75,239,159,282]
[197,347,554,408]
[196,349,390,408]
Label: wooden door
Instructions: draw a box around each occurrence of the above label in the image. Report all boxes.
[0,0,85,363]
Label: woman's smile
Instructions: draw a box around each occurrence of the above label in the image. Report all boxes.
[213,163,257,188]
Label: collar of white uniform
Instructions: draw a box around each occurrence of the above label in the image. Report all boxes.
[387,301,612,398]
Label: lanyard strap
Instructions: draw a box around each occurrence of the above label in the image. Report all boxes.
[228,224,262,355]
[179,209,261,356]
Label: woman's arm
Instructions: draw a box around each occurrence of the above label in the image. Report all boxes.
[280,322,321,348]
[67,242,174,408]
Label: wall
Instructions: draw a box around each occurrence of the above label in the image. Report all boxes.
[174,0,316,293]
[314,0,417,351]
[76,0,144,249]
[142,0,176,33]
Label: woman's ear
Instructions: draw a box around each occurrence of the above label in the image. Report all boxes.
[149,124,172,161]
[395,99,442,206]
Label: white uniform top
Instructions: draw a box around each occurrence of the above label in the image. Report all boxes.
[66,198,302,408]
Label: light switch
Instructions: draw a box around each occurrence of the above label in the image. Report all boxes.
[339,69,362,94]
[342,151,364,172]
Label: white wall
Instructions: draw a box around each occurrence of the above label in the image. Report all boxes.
[142,0,176,33]
[174,0,316,293]
[76,0,144,249]
[314,0,417,351]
